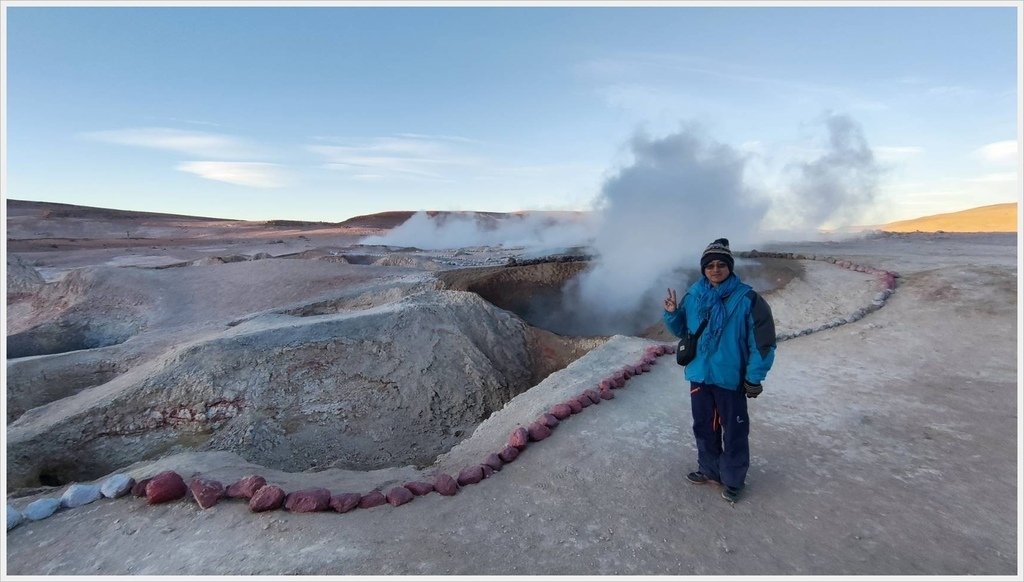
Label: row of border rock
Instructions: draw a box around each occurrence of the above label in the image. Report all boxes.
[734,250,900,341]
[6,253,898,531]
[6,345,674,529]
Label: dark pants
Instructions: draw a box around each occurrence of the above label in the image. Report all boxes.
[689,382,750,489]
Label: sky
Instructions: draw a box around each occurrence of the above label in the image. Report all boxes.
[1,2,1020,227]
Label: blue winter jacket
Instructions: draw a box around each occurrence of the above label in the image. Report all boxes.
[663,274,777,390]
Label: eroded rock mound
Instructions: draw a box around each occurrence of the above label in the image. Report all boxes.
[7,290,536,488]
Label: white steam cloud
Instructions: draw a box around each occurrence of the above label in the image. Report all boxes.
[360,211,596,251]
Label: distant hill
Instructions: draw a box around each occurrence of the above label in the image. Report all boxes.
[878,203,1018,233]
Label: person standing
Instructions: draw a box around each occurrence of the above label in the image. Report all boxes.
[662,238,776,503]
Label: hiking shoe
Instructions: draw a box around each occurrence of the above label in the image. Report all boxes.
[721,486,742,503]
[686,471,716,485]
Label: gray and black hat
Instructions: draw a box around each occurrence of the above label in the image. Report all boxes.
[700,238,734,272]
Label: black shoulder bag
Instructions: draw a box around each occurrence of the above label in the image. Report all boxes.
[675,318,708,366]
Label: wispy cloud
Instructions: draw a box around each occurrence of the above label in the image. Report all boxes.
[176,161,288,188]
[967,172,1016,184]
[973,140,1018,166]
[308,135,483,181]
[81,127,262,159]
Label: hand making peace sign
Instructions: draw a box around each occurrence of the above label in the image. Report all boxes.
[663,288,678,312]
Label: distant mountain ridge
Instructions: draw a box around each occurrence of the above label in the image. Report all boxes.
[877,203,1018,233]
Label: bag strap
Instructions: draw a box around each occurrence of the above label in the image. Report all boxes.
[692,318,708,338]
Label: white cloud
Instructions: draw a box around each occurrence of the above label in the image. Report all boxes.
[82,127,262,159]
[176,161,288,188]
[309,135,483,181]
[973,140,1018,166]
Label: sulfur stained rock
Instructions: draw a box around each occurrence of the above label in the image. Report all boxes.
[285,488,332,513]
[434,473,458,496]
[189,477,225,509]
[146,471,188,505]
[227,475,267,499]
[457,465,485,486]
[329,493,361,513]
[550,403,572,420]
[403,481,434,496]
[386,486,414,507]
[498,446,520,463]
[358,491,386,509]
[508,427,529,448]
[528,421,552,442]
[249,485,286,512]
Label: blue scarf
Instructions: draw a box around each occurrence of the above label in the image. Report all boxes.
[695,273,742,355]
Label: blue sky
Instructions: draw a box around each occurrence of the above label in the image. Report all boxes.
[2,3,1020,225]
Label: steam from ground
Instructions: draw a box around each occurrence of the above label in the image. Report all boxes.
[565,113,881,335]
[783,113,881,231]
[360,211,596,251]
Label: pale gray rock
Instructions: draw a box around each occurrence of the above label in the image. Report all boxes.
[61,483,103,508]
[24,498,60,521]
[100,474,135,498]
[7,504,24,530]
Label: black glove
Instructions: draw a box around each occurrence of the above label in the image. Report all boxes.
[743,380,763,399]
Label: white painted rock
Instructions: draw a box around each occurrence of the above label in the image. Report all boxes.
[100,474,135,499]
[7,504,24,530]
[24,498,60,521]
[61,483,103,508]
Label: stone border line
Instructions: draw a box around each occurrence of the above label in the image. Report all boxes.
[734,250,899,341]
[6,253,897,531]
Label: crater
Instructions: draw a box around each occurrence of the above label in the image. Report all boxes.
[6,319,135,359]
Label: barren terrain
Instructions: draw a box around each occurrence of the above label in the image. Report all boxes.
[3,200,1019,577]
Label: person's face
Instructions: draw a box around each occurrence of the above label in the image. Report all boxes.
[704,260,731,286]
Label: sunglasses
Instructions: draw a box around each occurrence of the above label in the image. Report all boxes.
[704,261,729,271]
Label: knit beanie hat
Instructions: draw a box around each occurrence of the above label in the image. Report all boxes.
[700,238,734,272]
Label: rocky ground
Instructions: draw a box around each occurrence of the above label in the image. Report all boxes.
[3,201,1019,577]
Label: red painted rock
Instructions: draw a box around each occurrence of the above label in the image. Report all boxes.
[633,365,643,375]
[480,464,495,479]
[386,486,414,507]
[132,478,152,498]
[641,363,651,373]
[622,367,633,379]
[434,473,458,496]
[613,374,626,388]
[146,471,187,505]
[249,485,286,512]
[498,445,520,463]
[599,380,613,391]
[550,403,572,420]
[584,389,601,404]
[541,413,560,428]
[457,465,485,486]
[189,477,225,509]
[882,273,896,290]
[566,399,583,414]
[403,481,434,496]
[227,475,267,499]
[284,487,332,513]
[528,421,552,441]
[599,387,614,400]
[358,491,386,509]
[508,427,529,448]
[483,453,504,471]
[329,492,361,513]
[577,394,592,408]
